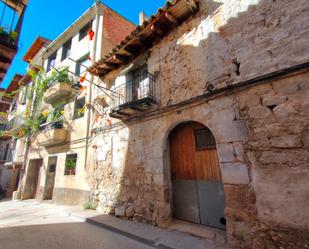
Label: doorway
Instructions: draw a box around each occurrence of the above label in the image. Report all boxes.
[24,159,43,199]
[43,156,57,200]
[168,121,226,229]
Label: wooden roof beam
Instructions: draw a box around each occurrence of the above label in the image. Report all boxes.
[113,54,129,63]
[123,46,139,56]
[98,62,118,70]
[151,24,163,36]
[165,12,178,26]
[137,37,152,48]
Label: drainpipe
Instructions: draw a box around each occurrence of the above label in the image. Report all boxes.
[84,1,100,171]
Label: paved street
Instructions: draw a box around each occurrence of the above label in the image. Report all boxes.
[0,199,154,249]
[0,199,227,249]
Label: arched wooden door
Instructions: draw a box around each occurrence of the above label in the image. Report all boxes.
[169,121,226,229]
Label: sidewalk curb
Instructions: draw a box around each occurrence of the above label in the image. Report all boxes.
[65,211,174,249]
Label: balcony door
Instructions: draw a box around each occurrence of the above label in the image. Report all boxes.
[129,64,148,102]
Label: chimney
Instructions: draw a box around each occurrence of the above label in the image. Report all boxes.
[139,12,148,25]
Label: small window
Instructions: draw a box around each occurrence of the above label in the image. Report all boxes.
[47,52,57,72]
[73,97,85,120]
[64,154,77,175]
[79,21,92,41]
[75,54,91,76]
[61,38,72,61]
[194,128,216,150]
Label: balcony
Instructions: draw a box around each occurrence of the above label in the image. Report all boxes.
[44,82,73,105]
[109,73,158,119]
[37,121,68,146]
[0,33,18,82]
[0,0,28,82]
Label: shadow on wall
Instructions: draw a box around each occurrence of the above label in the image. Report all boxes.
[86,0,309,248]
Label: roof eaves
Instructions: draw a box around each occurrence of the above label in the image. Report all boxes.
[88,0,199,77]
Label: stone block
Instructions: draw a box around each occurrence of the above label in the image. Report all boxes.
[215,120,248,143]
[220,163,250,185]
[217,143,235,162]
[273,103,295,122]
[115,205,126,217]
[248,106,273,120]
[262,95,287,107]
[233,142,245,162]
[270,135,302,148]
[125,205,135,218]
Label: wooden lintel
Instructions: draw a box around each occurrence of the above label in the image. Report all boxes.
[165,12,178,26]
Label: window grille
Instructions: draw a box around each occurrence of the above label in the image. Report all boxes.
[194,128,216,150]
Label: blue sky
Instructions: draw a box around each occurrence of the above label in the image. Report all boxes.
[1,0,166,88]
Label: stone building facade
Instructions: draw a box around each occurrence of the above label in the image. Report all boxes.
[87,0,309,248]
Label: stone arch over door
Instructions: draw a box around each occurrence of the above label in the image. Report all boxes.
[166,120,226,229]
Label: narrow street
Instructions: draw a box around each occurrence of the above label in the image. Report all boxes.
[0,200,154,249]
[0,200,226,249]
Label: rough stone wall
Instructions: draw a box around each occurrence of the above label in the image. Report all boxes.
[89,72,309,248]
[234,72,309,249]
[148,0,309,106]
[88,0,309,248]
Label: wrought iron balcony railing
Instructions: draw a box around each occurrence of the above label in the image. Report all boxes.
[110,72,157,111]
[39,120,64,131]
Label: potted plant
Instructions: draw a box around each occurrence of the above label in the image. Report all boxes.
[46,68,72,87]
[65,158,76,175]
